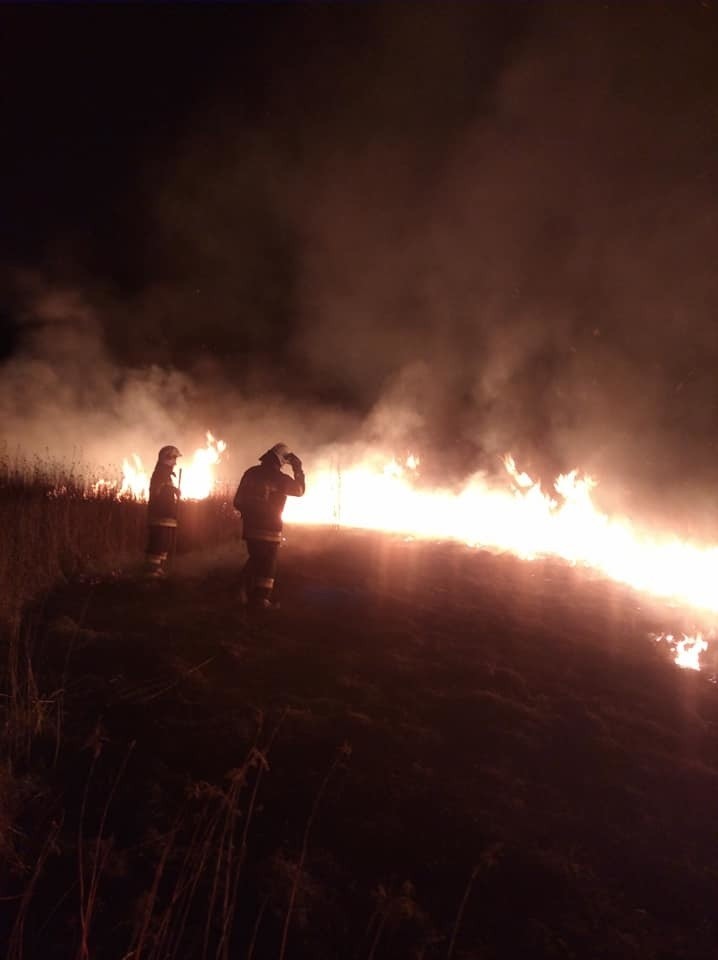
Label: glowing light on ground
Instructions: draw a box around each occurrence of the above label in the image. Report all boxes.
[284,452,718,669]
[654,634,709,671]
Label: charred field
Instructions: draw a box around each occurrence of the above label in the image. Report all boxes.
[2,526,718,960]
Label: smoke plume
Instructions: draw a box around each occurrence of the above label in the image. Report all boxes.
[2,3,718,533]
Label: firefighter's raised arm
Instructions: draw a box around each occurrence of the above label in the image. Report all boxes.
[284,452,305,497]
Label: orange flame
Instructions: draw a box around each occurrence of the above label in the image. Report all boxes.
[120,454,150,500]
[91,441,714,671]
[94,432,226,502]
[284,451,716,670]
[181,432,227,499]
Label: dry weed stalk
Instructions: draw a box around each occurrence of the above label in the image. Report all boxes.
[130,812,185,960]
[212,748,278,960]
[278,741,352,960]
[4,619,62,766]
[76,735,136,960]
[446,842,503,960]
[245,893,270,960]
[366,881,423,960]
[215,736,278,960]
[149,789,226,960]
[6,815,64,960]
[127,712,284,960]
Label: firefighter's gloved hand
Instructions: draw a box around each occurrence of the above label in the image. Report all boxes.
[286,452,302,470]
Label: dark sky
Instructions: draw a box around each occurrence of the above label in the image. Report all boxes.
[2,1,718,531]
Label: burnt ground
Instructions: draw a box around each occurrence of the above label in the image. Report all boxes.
[3,527,718,960]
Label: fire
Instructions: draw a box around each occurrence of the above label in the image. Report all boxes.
[654,634,709,671]
[94,432,226,502]
[120,454,150,500]
[180,431,227,499]
[284,452,718,670]
[91,438,715,671]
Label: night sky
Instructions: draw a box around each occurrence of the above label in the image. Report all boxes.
[2,2,718,531]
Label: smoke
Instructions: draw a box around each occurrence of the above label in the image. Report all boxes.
[0,277,357,482]
[283,2,718,523]
[2,3,718,532]
[0,282,190,471]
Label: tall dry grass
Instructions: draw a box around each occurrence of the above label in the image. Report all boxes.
[0,452,240,782]
[0,453,239,623]
[0,455,248,960]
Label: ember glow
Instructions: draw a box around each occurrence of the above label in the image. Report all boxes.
[94,432,226,501]
[284,452,718,669]
[654,634,709,671]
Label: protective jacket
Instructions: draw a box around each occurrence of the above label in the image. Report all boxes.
[234,455,305,543]
[148,464,180,527]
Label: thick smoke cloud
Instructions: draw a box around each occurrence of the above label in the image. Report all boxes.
[287,5,718,494]
[2,3,718,533]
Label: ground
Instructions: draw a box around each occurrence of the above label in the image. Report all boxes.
[3,528,718,959]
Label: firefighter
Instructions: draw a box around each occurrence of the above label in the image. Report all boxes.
[144,445,182,578]
[233,442,305,611]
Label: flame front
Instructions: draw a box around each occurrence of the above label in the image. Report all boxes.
[284,452,718,669]
[95,432,226,502]
[93,440,715,670]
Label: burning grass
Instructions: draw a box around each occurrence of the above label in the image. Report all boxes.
[2,453,718,958]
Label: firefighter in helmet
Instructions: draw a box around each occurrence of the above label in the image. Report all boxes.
[233,443,305,610]
[145,445,182,578]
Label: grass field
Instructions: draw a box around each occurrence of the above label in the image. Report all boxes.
[0,456,239,622]
[2,490,718,959]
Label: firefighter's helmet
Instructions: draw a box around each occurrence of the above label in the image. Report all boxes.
[262,442,290,466]
[158,445,182,464]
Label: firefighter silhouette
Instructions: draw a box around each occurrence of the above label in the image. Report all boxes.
[233,443,305,610]
[144,445,182,578]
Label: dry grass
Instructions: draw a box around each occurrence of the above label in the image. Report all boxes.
[0,454,238,623]
[0,455,245,959]
[1,463,718,959]
[0,454,239,772]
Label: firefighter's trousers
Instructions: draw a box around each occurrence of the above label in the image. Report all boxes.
[241,539,279,608]
[145,521,176,576]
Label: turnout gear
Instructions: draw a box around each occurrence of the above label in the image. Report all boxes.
[234,444,305,609]
[144,447,182,578]
[234,446,305,542]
